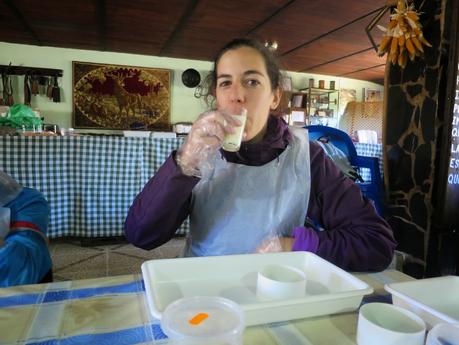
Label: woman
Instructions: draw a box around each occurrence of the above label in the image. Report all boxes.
[124,38,396,271]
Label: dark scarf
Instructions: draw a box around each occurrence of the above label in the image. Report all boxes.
[222,115,292,166]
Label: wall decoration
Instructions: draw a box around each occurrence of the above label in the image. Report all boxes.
[73,62,171,130]
[375,0,432,68]
[365,89,382,102]
[339,89,356,115]
[281,76,292,91]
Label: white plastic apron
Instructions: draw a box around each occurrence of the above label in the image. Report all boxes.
[185,127,311,256]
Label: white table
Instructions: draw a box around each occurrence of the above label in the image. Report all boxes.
[0,269,413,345]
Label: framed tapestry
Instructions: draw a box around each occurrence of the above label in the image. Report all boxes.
[73,62,171,130]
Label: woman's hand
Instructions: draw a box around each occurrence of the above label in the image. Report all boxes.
[176,110,241,177]
[256,236,294,253]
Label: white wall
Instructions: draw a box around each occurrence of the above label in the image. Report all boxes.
[0,41,383,133]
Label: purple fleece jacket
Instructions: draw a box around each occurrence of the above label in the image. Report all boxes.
[124,116,396,271]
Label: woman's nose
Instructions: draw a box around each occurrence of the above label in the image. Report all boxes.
[229,83,244,103]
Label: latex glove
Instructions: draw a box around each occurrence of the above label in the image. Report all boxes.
[256,236,294,253]
[176,110,242,177]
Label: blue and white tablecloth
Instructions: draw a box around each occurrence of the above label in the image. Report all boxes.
[0,136,383,239]
[355,142,383,182]
[0,270,414,345]
[0,136,186,238]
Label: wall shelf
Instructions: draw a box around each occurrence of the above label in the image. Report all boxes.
[0,64,63,77]
[288,88,339,125]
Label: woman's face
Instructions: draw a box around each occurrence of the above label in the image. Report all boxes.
[215,46,281,142]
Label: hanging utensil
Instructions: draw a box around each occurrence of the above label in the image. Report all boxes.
[46,77,53,99]
[7,74,14,106]
[0,73,4,106]
[52,76,60,103]
[31,75,39,95]
[24,74,31,106]
[38,76,47,95]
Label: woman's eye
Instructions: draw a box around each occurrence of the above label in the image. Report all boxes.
[218,80,231,87]
[246,79,260,87]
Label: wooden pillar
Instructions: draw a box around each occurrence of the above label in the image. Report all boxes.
[383,0,447,277]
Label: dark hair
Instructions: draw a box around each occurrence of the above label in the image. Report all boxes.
[203,38,284,106]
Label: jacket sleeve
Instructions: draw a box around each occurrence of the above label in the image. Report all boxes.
[124,152,199,250]
[293,142,397,272]
[0,187,52,287]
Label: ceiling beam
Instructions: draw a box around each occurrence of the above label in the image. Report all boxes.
[281,6,385,57]
[339,63,386,76]
[2,0,42,46]
[160,0,199,56]
[300,47,374,72]
[245,0,296,36]
[96,0,107,51]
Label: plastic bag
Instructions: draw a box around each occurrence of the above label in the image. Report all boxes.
[316,140,363,182]
[0,170,23,206]
[256,231,294,253]
[256,234,283,253]
[0,104,42,130]
[176,110,242,178]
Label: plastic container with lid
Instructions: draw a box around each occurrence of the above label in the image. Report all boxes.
[160,296,245,345]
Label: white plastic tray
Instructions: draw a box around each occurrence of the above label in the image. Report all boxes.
[141,252,373,326]
[385,276,459,329]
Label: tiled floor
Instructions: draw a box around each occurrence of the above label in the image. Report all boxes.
[49,237,186,282]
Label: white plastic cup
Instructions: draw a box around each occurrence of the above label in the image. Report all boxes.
[357,303,426,345]
[256,264,306,300]
[222,109,247,152]
[160,296,245,345]
[426,323,459,345]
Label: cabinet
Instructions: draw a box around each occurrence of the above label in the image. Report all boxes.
[284,88,339,126]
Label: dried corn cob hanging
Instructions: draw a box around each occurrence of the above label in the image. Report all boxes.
[378,0,432,68]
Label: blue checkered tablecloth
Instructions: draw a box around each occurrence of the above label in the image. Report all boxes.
[0,136,187,239]
[355,142,383,182]
[0,136,383,239]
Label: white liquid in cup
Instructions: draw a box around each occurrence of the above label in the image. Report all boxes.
[222,109,247,152]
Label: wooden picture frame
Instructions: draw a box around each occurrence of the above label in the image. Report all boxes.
[72,61,171,130]
[281,76,293,92]
[291,93,304,108]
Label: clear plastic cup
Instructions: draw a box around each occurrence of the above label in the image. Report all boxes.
[160,296,245,345]
[426,323,459,345]
[222,109,247,152]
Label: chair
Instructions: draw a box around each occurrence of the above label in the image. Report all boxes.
[306,125,384,216]
[356,129,378,144]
